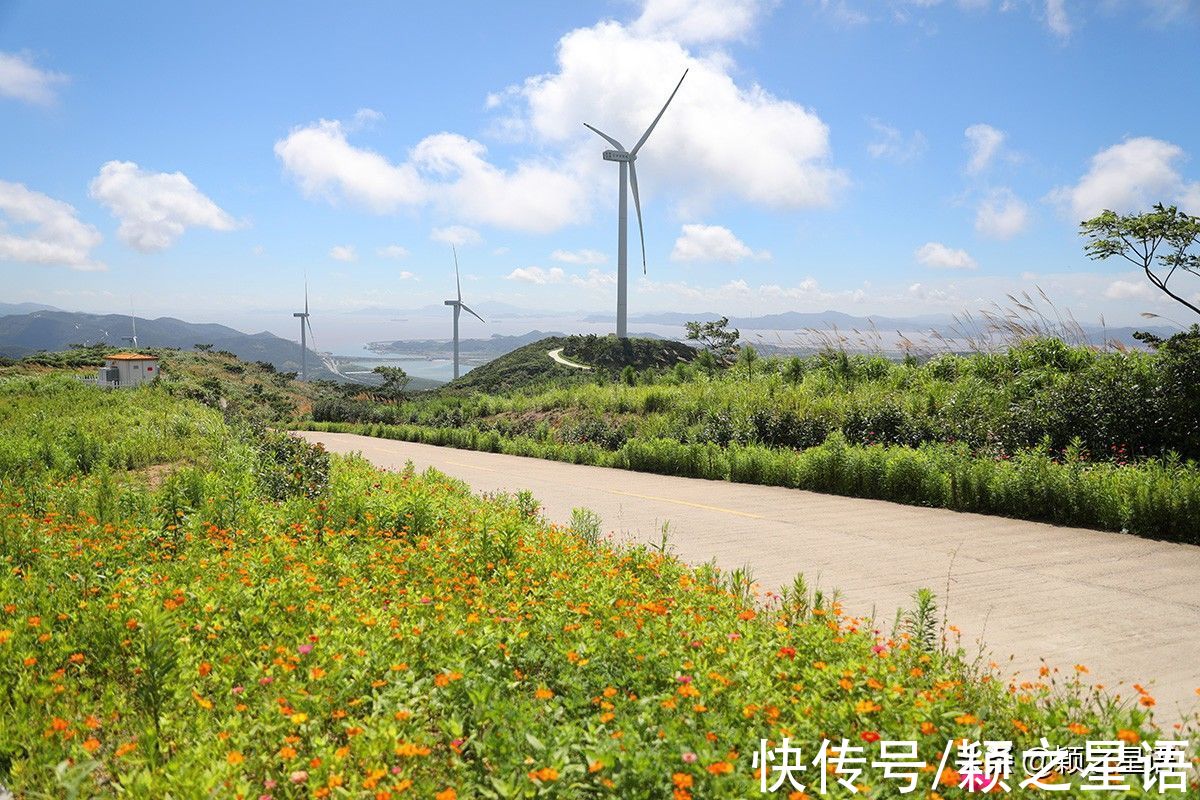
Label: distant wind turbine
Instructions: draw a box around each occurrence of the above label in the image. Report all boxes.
[293,280,315,381]
[585,69,687,339]
[122,301,139,349]
[444,246,484,380]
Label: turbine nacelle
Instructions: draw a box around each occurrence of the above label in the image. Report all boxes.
[602,150,634,162]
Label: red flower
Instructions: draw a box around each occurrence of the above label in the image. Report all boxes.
[860,731,880,743]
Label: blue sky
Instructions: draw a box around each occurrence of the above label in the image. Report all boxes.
[2,0,1199,345]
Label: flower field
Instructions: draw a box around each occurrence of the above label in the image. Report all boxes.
[1,377,1196,797]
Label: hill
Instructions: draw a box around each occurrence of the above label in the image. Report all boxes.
[0,309,342,381]
[444,334,696,393]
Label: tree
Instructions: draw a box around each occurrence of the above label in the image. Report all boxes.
[685,316,740,364]
[1080,203,1200,317]
[372,365,410,402]
[737,344,759,379]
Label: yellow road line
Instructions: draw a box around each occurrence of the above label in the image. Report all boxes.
[604,488,765,519]
[443,460,497,472]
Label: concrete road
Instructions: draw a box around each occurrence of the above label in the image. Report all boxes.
[298,431,1200,725]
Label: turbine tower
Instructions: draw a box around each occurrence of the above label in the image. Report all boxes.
[293,281,314,381]
[585,69,687,339]
[444,246,484,380]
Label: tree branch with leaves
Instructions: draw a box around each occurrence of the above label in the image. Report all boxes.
[1080,203,1200,317]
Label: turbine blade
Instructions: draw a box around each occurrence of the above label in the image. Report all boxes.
[453,245,462,302]
[631,69,688,156]
[629,161,647,273]
[306,316,316,350]
[304,277,309,315]
[583,123,626,152]
[460,303,485,324]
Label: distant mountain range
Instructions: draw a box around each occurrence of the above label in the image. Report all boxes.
[366,330,665,360]
[0,310,342,381]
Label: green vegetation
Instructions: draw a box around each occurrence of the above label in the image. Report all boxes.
[2,376,1195,797]
[444,335,695,394]
[299,332,1200,544]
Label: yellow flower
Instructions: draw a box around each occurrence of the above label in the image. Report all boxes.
[291,713,308,724]
[227,751,245,765]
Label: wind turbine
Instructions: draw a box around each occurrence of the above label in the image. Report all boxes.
[122,300,139,349]
[444,246,484,380]
[293,280,314,381]
[585,69,687,339]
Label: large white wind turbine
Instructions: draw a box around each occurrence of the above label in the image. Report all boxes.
[122,299,139,349]
[444,246,484,380]
[293,281,315,381]
[585,69,687,339]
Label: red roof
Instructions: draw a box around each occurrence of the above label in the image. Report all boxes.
[106,353,158,361]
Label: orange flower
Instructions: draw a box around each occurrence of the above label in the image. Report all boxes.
[1117,729,1140,744]
[1066,723,1089,736]
[227,751,245,765]
[534,686,554,700]
[706,761,734,775]
[738,610,756,621]
[435,789,457,800]
[0,630,11,645]
[920,721,937,735]
[82,737,101,753]
[528,767,559,782]
[672,773,694,788]
[198,662,212,676]
[1139,695,1156,707]
[115,741,138,757]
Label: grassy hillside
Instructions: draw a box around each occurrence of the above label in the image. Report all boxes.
[1,376,1193,797]
[445,334,696,394]
[299,332,1200,543]
[0,310,342,381]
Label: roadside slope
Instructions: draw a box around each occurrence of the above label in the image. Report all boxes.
[297,430,1200,722]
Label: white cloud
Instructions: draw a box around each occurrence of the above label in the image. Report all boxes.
[0,180,103,270]
[377,244,409,259]
[89,161,238,252]
[866,118,926,163]
[551,248,607,265]
[915,241,977,269]
[1048,137,1200,220]
[964,123,1005,174]
[275,118,588,233]
[506,266,565,284]
[431,225,482,246]
[1104,279,1154,300]
[329,244,357,262]
[397,270,416,280]
[0,51,68,106]
[631,0,767,43]
[670,223,770,262]
[1045,0,1072,37]
[571,268,617,289]
[501,20,847,210]
[975,187,1030,239]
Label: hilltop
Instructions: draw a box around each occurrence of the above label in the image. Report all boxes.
[0,309,343,381]
[444,334,696,393]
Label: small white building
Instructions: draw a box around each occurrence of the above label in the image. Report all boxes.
[98,353,160,387]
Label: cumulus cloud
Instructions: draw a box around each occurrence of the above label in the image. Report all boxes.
[551,248,607,265]
[1047,137,1200,220]
[0,180,103,270]
[0,51,68,106]
[915,241,977,269]
[631,0,767,43]
[275,118,588,233]
[975,187,1030,239]
[866,119,926,163]
[431,225,482,246]
[89,161,238,252]
[571,268,617,289]
[506,266,565,284]
[329,244,357,262]
[499,21,847,210]
[1104,279,1154,300]
[377,244,409,259]
[670,223,770,262]
[964,124,1005,174]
